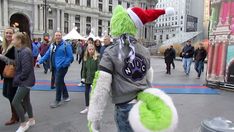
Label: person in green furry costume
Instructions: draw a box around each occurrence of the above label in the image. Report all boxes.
[87,5,177,132]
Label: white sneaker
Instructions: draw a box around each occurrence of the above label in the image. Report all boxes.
[63,97,71,102]
[26,119,35,127]
[80,108,88,114]
[16,124,29,132]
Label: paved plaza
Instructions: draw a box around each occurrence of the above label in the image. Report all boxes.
[0,57,234,132]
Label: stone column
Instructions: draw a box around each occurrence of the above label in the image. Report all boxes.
[61,10,64,33]
[57,8,60,31]
[3,0,8,26]
[39,7,44,31]
[34,4,39,31]
[81,16,85,36]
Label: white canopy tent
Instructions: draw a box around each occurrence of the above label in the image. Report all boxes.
[63,28,85,40]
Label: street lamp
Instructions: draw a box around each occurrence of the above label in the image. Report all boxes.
[40,0,51,36]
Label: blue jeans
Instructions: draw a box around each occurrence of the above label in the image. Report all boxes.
[115,103,134,132]
[55,67,69,101]
[194,60,204,77]
[182,58,193,74]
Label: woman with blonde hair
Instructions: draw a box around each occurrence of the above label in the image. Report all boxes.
[80,44,99,114]
[0,27,19,125]
[11,32,35,132]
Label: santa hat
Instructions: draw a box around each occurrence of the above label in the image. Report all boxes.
[127,7,175,28]
[129,88,178,132]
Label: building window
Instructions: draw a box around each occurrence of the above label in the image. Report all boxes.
[86,17,91,35]
[65,0,68,3]
[99,3,103,11]
[109,6,112,13]
[173,34,175,37]
[175,22,177,25]
[75,15,80,33]
[86,17,91,23]
[118,0,122,5]
[166,34,169,39]
[160,35,162,40]
[87,0,91,7]
[109,0,112,4]
[64,13,69,33]
[154,35,156,40]
[108,21,110,34]
[75,0,80,5]
[127,2,130,8]
[181,16,183,19]
[48,19,53,30]
[98,20,102,36]
[180,27,183,31]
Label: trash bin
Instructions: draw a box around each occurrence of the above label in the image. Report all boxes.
[200,117,234,132]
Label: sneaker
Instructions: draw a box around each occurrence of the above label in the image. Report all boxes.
[26,119,35,127]
[63,97,71,102]
[80,108,88,114]
[50,101,62,108]
[77,83,84,87]
[16,124,29,132]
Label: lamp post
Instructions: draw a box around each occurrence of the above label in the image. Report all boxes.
[40,0,51,37]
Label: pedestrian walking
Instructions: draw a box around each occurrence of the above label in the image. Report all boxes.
[100,35,112,59]
[181,40,194,76]
[171,45,176,69]
[164,46,175,74]
[77,38,92,86]
[39,36,50,74]
[194,43,207,79]
[80,44,99,114]
[32,38,41,66]
[11,32,36,132]
[38,31,74,108]
[94,39,102,54]
[0,27,19,125]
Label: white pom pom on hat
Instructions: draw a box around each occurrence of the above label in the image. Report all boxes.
[127,7,175,28]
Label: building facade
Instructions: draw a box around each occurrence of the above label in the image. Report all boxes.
[0,0,157,41]
[154,0,204,44]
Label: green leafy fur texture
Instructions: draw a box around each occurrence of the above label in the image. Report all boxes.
[138,92,173,131]
[110,5,137,37]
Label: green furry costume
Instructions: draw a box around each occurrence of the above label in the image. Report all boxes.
[87,5,178,132]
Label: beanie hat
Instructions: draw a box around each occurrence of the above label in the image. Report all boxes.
[129,88,178,132]
[127,7,175,28]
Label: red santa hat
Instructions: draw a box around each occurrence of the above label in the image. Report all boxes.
[127,7,175,28]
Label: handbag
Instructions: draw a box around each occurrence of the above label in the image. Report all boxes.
[3,64,16,78]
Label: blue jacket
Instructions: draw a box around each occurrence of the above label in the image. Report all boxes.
[39,40,74,70]
[32,42,41,57]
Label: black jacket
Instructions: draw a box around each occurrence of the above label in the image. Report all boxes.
[194,48,207,61]
[164,48,174,63]
[0,46,15,79]
[13,47,35,87]
[182,45,194,58]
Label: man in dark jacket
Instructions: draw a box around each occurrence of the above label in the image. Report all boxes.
[194,43,207,79]
[164,46,175,74]
[170,45,176,69]
[181,40,194,76]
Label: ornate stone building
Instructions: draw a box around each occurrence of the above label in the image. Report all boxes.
[0,0,156,41]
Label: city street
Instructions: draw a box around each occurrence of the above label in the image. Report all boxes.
[0,57,234,132]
